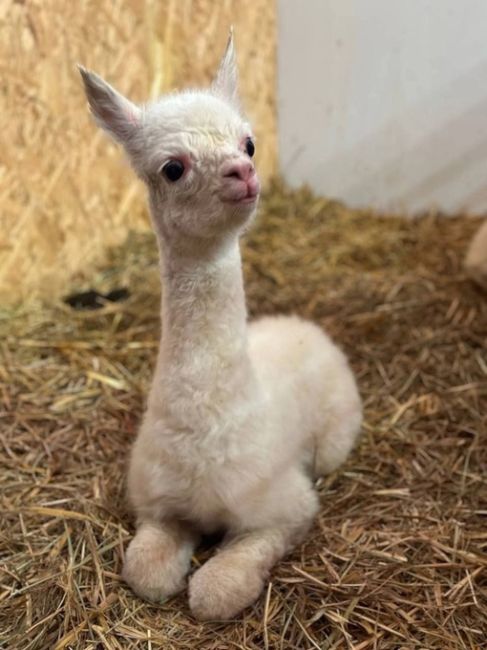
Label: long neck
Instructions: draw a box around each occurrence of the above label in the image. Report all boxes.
[158,238,248,366]
[146,199,260,429]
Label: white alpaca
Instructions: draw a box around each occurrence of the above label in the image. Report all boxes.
[79,33,362,620]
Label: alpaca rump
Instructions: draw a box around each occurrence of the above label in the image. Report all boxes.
[79,32,362,620]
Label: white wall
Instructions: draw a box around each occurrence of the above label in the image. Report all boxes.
[277,0,487,214]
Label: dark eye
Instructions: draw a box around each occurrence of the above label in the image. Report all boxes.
[245,137,255,158]
[162,160,185,182]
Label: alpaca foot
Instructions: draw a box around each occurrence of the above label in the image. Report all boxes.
[122,521,196,603]
[189,552,266,620]
[189,527,293,620]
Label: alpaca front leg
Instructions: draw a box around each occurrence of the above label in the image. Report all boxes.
[123,520,198,603]
[188,527,294,620]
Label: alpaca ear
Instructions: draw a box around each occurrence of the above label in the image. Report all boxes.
[78,66,141,144]
[212,29,239,106]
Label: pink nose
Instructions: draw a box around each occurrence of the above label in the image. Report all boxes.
[222,160,255,182]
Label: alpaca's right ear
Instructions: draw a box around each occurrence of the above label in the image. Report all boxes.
[78,66,141,144]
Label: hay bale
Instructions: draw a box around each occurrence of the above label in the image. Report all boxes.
[0,0,276,304]
[1,184,486,648]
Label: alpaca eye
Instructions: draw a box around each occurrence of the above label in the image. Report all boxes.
[162,160,185,182]
[245,137,255,158]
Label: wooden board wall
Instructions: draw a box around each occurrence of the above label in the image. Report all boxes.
[0,0,276,303]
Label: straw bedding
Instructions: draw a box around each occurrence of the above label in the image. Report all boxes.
[1,184,486,649]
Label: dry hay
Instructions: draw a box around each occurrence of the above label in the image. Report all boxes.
[0,0,276,304]
[1,183,486,649]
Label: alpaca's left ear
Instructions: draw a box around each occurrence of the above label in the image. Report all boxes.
[78,66,141,146]
[212,28,239,106]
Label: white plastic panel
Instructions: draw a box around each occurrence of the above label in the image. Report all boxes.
[278,0,487,214]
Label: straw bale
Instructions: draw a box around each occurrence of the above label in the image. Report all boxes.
[0,0,276,303]
[1,183,486,649]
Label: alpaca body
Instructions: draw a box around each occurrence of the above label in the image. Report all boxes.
[125,243,361,618]
[79,33,362,619]
[130,323,360,530]
[128,245,361,538]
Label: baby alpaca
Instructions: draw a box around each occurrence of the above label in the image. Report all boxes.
[465,220,487,291]
[79,33,362,620]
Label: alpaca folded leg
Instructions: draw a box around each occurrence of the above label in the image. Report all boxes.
[188,467,319,620]
[188,527,290,620]
[123,520,198,603]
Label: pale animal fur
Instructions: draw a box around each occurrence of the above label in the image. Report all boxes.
[79,32,362,621]
[465,220,487,291]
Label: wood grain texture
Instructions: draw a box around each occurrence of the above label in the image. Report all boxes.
[0,0,276,302]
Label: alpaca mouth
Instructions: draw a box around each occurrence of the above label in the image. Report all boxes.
[221,191,259,205]
[231,194,258,205]
[220,175,260,206]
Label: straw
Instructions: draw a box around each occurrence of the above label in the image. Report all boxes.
[1,182,486,649]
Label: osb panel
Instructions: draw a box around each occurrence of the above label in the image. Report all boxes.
[0,0,277,303]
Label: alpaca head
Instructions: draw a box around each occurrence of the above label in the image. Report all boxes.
[79,32,260,249]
